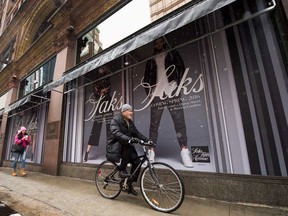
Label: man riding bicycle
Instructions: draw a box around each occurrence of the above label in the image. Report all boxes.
[106,104,150,196]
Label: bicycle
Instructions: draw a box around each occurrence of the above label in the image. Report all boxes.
[95,141,185,213]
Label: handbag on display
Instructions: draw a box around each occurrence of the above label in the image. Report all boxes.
[11,143,24,154]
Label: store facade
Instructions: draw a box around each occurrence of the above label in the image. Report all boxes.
[3,57,56,165]
[0,0,287,205]
[42,0,288,177]
[0,0,287,176]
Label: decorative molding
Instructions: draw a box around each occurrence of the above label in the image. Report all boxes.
[52,24,76,51]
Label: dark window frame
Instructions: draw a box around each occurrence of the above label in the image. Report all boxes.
[0,38,15,72]
[19,56,56,98]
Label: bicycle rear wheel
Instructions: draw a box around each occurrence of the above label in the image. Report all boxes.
[95,160,122,199]
[140,162,185,213]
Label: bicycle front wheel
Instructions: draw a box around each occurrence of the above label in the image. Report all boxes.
[140,162,185,213]
[95,160,122,199]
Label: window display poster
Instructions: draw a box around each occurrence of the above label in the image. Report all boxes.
[83,68,123,162]
[6,106,44,164]
[81,41,214,171]
[130,40,214,171]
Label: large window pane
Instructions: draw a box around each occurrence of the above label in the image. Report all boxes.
[19,56,56,97]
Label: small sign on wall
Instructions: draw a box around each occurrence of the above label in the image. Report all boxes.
[46,121,59,140]
[191,146,210,163]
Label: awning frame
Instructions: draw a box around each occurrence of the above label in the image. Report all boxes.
[7,91,50,115]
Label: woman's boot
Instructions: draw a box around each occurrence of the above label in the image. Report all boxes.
[12,169,17,176]
[20,168,27,176]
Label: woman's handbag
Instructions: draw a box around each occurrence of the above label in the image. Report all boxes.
[11,144,24,154]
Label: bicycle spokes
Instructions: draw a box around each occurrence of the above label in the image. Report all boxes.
[140,162,185,213]
[95,161,122,199]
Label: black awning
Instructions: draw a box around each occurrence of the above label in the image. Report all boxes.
[7,94,50,114]
[43,0,236,93]
[7,95,31,112]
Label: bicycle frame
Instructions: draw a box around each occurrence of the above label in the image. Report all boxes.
[122,146,160,189]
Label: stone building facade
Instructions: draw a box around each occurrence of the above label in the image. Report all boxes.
[0,0,287,207]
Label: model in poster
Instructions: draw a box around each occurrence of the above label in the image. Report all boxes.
[84,66,113,162]
[144,37,193,167]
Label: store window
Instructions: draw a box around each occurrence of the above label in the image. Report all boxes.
[64,0,288,177]
[33,10,56,42]
[5,104,48,164]
[19,56,56,97]
[0,39,15,72]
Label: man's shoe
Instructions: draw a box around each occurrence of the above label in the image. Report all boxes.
[148,149,155,162]
[128,186,138,196]
[119,170,130,178]
[181,148,194,167]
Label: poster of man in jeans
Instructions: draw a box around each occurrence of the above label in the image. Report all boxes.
[131,37,211,170]
[143,37,193,167]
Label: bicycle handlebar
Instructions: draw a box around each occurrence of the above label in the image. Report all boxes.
[129,138,156,147]
[139,141,156,148]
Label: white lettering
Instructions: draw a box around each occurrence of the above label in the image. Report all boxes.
[84,91,123,121]
[134,66,204,111]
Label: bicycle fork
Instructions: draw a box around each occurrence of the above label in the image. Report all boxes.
[148,165,161,189]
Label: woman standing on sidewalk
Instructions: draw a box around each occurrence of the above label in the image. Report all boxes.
[12,126,30,176]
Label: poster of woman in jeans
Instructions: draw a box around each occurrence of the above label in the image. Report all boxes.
[83,66,123,163]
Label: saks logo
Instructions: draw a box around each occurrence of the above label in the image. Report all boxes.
[84,66,205,120]
[134,66,204,111]
[84,91,123,121]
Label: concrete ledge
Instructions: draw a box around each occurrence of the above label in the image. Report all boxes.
[2,160,43,173]
[2,161,288,208]
[178,170,288,208]
[59,162,97,180]
[59,163,288,208]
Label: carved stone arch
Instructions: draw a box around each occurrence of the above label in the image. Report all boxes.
[17,0,57,57]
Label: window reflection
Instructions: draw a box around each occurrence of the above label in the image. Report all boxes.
[0,39,15,72]
[77,28,103,63]
[76,0,151,64]
[19,57,56,97]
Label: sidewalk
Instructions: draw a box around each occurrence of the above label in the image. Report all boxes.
[0,167,287,216]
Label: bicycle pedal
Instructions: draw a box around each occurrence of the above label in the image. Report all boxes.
[122,188,128,192]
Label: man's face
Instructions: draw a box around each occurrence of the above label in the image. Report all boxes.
[122,109,133,120]
[154,38,165,51]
